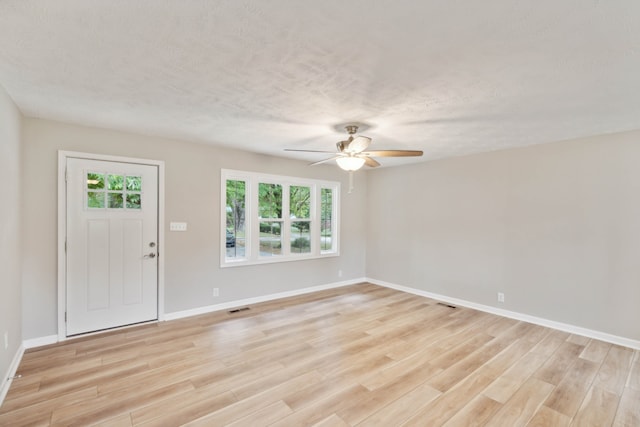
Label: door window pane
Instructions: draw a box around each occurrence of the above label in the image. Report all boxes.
[108,175,124,191]
[108,193,124,208]
[126,176,142,192]
[87,173,104,189]
[87,173,106,209]
[88,192,105,208]
[126,194,141,209]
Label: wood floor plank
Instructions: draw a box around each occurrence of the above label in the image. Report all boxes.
[543,357,599,418]
[533,341,585,385]
[271,384,370,427]
[221,400,292,427]
[1,284,636,427]
[337,363,444,425]
[427,335,518,393]
[530,329,570,357]
[183,370,323,426]
[356,382,441,427]
[0,386,97,426]
[593,345,635,395]
[483,316,520,338]
[483,351,549,404]
[51,380,196,426]
[526,406,571,427]
[613,387,640,427]
[441,394,502,427]
[566,334,591,346]
[628,353,640,391]
[358,351,442,391]
[484,377,555,427]
[402,372,496,426]
[428,333,496,372]
[579,339,612,363]
[281,376,357,412]
[570,385,619,427]
[311,413,351,427]
[133,389,237,427]
[93,413,133,427]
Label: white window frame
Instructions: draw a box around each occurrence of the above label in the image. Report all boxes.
[221,169,340,267]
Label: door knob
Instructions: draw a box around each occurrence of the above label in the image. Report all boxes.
[144,253,156,259]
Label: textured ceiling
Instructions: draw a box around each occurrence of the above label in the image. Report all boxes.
[1,1,639,167]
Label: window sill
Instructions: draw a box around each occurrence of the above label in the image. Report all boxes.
[220,251,339,268]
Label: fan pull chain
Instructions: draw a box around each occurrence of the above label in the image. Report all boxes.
[348,171,354,193]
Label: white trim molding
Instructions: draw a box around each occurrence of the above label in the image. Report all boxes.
[20,280,366,353]
[23,335,59,349]
[165,278,365,321]
[0,344,25,407]
[367,277,640,351]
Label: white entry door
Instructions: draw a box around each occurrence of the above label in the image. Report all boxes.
[66,157,159,336]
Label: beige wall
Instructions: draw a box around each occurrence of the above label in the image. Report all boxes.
[22,118,367,339]
[0,84,22,380]
[366,130,640,341]
[18,115,640,343]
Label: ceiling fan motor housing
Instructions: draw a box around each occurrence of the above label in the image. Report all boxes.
[345,125,359,135]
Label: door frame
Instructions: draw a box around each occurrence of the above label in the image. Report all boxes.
[57,151,166,341]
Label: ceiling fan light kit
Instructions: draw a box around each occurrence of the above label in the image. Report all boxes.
[336,156,366,171]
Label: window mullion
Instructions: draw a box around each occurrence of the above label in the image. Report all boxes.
[249,177,259,262]
[282,183,290,256]
[311,185,319,255]
[333,184,339,253]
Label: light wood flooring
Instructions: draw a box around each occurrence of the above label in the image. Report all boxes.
[1,283,639,426]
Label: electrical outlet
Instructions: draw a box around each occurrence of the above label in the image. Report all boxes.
[213,288,219,297]
[497,292,505,303]
[4,332,8,350]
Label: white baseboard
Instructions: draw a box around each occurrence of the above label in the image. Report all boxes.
[367,277,640,351]
[23,335,58,349]
[0,344,25,407]
[19,280,366,350]
[165,278,366,321]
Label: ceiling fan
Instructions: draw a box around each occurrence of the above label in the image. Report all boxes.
[285,125,423,171]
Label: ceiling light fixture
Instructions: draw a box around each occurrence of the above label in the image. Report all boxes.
[336,156,366,171]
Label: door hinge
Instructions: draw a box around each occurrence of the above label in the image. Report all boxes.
[65,168,68,182]
[65,312,67,322]
[65,240,67,253]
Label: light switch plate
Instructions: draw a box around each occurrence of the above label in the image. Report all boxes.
[170,222,187,231]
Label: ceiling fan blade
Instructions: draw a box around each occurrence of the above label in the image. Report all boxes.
[309,156,342,166]
[364,157,381,168]
[362,150,423,157]
[347,136,371,153]
[284,149,337,153]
